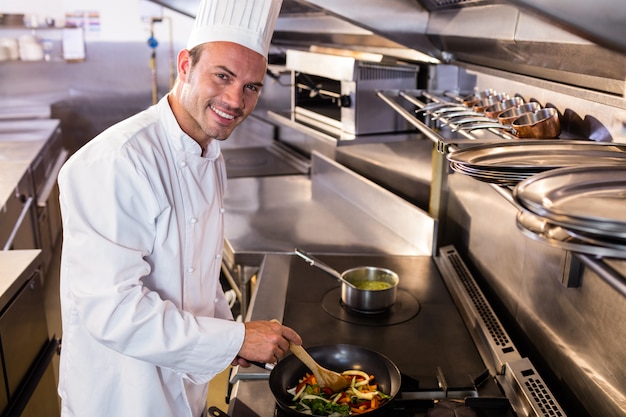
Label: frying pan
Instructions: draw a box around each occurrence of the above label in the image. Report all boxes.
[268,344,401,417]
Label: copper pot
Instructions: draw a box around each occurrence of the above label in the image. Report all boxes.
[461,88,496,107]
[455,107,561,139]
[512,107,561,138]
[473,93,510,112]
[484,97,525,119]
[497,102,541,125]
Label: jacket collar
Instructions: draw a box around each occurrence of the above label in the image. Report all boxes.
[159,94,221,161]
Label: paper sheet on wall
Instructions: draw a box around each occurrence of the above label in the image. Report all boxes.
[62,27,85,61]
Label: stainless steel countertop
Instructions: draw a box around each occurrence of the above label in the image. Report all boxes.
[0,249,41,310]
[223,152,436,268]
[0,119,60,207]
[334,136,434,209]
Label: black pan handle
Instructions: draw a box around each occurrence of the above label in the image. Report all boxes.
[208,406,230,417]
[249,361,275,371]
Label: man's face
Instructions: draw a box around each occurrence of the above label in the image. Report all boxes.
[174,42,267,142]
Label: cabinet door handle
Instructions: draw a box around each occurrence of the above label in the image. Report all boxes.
[37,148,69,208]
[3,196,34,251]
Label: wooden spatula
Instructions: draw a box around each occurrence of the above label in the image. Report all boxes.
[289,342,349,392]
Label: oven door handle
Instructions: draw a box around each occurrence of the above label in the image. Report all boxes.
[3,196,34,251]
[37,149,69,208]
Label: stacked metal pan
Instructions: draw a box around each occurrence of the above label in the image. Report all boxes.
[447,140,626,257]
[513,165,626,258]
[447,140,626,186]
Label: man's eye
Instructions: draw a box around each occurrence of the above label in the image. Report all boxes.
[246,84,259,93]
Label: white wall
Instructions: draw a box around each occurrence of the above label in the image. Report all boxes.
[0,0,193,44]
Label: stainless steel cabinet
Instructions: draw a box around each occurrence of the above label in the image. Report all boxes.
[0,171,37,252]
[0,268,59,417]
[0,355,7,414]
[0,275,49,397]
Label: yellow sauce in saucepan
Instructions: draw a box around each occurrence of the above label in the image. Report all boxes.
[352,280,394,291]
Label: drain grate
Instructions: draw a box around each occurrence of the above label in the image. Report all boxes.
[437,245,519,368]
[446,250,512,349]
[506,358,567,417]
[437,245,567,417]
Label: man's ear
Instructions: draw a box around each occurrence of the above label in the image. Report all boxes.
[177,49,191,81]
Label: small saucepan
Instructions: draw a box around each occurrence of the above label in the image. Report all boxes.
[460,88,497,107]
[294,249,399,313]
[511,107,561,138]
[483,97,525,119]
[455,107,561,139]
[472,93,510,113]
[497,102,541,125]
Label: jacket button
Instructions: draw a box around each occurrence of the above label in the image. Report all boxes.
[179,161,187,167]
[187,267,195,273]
[189,217,197,224]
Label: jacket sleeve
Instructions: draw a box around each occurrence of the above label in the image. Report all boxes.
[58,145,244,382]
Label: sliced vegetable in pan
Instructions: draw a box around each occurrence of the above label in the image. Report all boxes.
[286,370,391,416]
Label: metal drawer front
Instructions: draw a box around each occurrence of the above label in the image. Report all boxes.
[0,275,49,397]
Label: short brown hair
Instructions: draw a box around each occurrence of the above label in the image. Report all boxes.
[188,44,204,67]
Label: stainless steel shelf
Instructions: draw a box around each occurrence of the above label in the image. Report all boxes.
[377,88,626,297]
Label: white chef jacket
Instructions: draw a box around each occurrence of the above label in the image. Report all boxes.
[57,95,245,417]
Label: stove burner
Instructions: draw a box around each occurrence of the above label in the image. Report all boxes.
[322,288,420,326]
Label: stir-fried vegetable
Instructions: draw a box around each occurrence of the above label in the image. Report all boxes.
[286,370,391,416]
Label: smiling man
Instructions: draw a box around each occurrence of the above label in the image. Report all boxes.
[170,41,266,145]
[56,1,301,417]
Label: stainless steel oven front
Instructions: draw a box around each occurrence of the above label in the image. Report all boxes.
[286,49,418,139]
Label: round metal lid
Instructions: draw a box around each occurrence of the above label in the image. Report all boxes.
[447,140,626,172]
[513,165,626,239]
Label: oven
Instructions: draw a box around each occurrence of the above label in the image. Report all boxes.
[286,50,418,140]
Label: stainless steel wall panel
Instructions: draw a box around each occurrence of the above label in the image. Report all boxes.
[443,171,626,417]
[311,151,436,256]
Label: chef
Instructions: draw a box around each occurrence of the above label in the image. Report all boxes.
[56,0,301,416]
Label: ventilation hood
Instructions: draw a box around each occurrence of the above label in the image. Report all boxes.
[150,0,626,96]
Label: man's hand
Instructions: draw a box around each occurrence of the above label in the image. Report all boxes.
[232,320,302,366]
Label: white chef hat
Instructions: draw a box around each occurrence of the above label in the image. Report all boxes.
[186,0,283,58]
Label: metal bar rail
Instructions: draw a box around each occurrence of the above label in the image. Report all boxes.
[377,88,626,297]
[375,90,456,151]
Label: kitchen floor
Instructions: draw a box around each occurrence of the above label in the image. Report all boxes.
[43,243,231,414]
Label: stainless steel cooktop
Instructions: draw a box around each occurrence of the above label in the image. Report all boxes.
[227,253,520,417]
